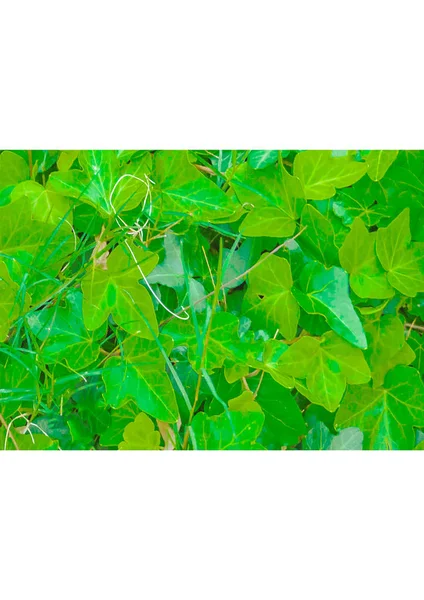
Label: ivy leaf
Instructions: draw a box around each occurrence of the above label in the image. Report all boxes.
[299,204,339,266]
[378,166,424,242]
[163,312,256,372]
[335,365,424,449]
[151,151,241,223]
[0,195,73,303]
[376,208,424,296]
[81,242,159,338]
[99,402,140,447]
[333,177,388,227]
[304,421,333,449]
[243,254,299,340]
[293,261,367,349]
[231,161,305,237]
[57,150,79,171]
[293,150,367,200]
[247,150,279,169]
[254,376,307,448]
[147,233,206,311]
[276,332,370,412]
[118,413,161,450]
[190,409,265,450]
[27,290,102,371]
[364,315,414,386]
[249,340,292,389]
[102,335,178,423]
[364,150,399,181]
[11,180,71,225]
[0,151,29,193]
[304,422,363,450]
[30,151,60,174]
[0,195,73,271]
[49,150,151,216]
[329,427,363,450]
[339,217,394,299]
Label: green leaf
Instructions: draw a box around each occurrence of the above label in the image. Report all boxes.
[151,151,241,223]
[49,150,151,216]
[255,376,307,447]
[247,150,279,169]
[304,422,363,450]
[376,208,424,296]
[57,150,79,171]
[335,365,424,449]
[379,166,424,242]
[99,403,140,447]
[364,315,414,387]
[118,413,161,450]
[339,217,394,299]
[0,151,29,191]
[81,242,159,338]
[333,177,388,227]
[190,409,265,450]
[299,204,339,266]
[102,335,179,423]
[147,233,206,311]
[293,261,367,349]
[330,427,363,450]
[27,290,102,371]
[163,311,256,372]
[276,331,370,412]
[0,195,73,302]
[294,150,367,200]
[232,161,305,237]
[304,421,333,449]
[243,254,299,340]
[11,180,71,225]
[364,150,398,181]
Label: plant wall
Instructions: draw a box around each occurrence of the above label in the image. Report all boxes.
[0,149,423,450]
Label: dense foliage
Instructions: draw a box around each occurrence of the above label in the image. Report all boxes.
[0,149,423,450]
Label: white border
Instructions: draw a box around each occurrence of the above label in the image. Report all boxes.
[1,1,424,149]
[1,452,423,599]
[1,1,424,598]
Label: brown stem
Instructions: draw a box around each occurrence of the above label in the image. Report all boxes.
[245,369,260,379]
[241,377,251,392]
[194,164,215,176]
[405,322,424,332]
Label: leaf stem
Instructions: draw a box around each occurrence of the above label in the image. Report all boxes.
[182,239,224,449]
[405,322,424,332]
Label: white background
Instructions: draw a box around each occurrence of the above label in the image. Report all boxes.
[1,1,424,599]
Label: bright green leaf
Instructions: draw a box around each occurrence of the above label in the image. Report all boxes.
[293,261,367,349]
[335,365,424,449]
[294,150,367,200]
